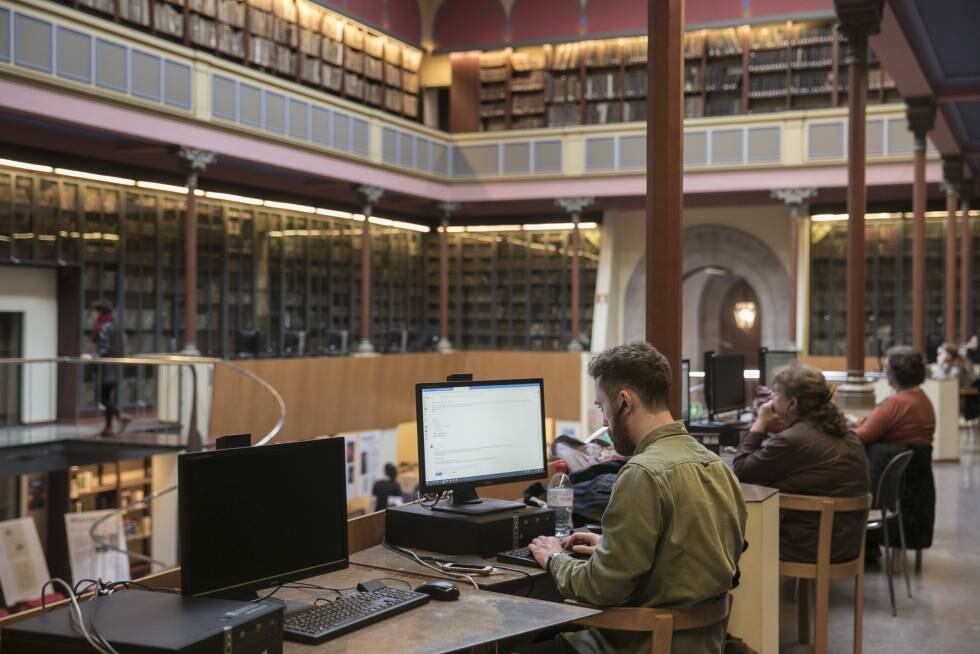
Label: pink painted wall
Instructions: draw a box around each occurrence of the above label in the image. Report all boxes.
[584,0,645,35]
[433,0,507,51]
[335,0,385,26]
[748,0,833,18]
[386,0,421,44]
[511,0,580,42]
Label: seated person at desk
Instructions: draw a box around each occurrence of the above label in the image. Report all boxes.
[850,346,936,560]
[933,342,975,389]
[966,332,980,366]
[732,362,869,563]
[372,463,403,511]
[525,342,747,654]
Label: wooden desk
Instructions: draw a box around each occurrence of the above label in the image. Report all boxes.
[728,483,779,654]
[350,544,548,594]
[277,566,596,653]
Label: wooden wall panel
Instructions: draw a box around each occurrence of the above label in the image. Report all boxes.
[211,352,583,443]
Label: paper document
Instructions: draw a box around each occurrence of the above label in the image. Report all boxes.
[65,510,131,585]
[0,517,51,605]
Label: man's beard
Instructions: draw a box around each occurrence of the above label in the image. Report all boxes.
[609,416,635,456]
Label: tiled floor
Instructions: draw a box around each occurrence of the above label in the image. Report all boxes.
[779,428,980,653]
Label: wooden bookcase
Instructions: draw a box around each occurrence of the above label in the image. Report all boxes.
[68,458,154,579]
[64,0,422,122]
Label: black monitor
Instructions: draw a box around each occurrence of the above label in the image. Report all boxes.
[178,438,348,599]
[680,359,690,424]
[416,378,547,515]
[707,353,746,419]
[759,348,798,387]
[235,329,264,358]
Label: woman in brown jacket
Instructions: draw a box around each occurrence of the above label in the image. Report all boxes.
[733,362,869,563]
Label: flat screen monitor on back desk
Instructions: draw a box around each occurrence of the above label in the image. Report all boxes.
[416,378,547,515]
[178,438,348,600]
[681,359,690,424]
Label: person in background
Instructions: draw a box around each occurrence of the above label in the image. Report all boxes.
[84,300,129,436]
[965,333,980,366]
[371,463,402,512]
[933,342,975,389]
[852,345,936,562]
[733,362,869,564]
[523,342,746,654]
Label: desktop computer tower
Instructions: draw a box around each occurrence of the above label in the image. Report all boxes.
[385,503,556,557]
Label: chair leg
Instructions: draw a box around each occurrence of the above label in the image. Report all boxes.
[915,548,922,574]
[896,509,912,599]
[854,568,864,654]
[882,521,896,617]
[814,575,830,654]
[798,578,811,645]
[651,614,673,654]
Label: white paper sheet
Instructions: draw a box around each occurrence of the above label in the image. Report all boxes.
[0,517,51,605]
[64,510,131,585]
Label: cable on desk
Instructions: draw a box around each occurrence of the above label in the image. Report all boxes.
[381,539,480,590]
[418,490,445,509]
[372,577,413,590]
[41,578,118,654]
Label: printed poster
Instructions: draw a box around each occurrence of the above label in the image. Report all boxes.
[65,509,130,585]
[0,517,50,605]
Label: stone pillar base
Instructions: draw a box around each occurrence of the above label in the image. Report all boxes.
[353,339,377,357]
[835,377,877,410]
[436,338,453,353]
[180,344,201,356]
[567,340,583,352]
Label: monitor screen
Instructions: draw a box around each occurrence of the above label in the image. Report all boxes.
[710,353,746,416]
[179,438,348,598]
[416,379,547,494]
[760,349,798,387]
[681,359,690,423]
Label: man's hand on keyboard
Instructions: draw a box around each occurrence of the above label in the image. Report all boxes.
[528,536,563,568]
[562,532,600,555]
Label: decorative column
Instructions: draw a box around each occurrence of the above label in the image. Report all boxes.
[355,185,384,355]
[771,188,817,347]
[177,147,216,354]
[834,0,882,410]
[906,97,936,353]
[436,202,460,353]
[961,182,974,342]
[942,157,962,344]
[555,197,594,352]
[647,0,684,417]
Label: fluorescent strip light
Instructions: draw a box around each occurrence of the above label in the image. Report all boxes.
[0,158,53,173]
[810,214,847,222]
[137,181,188,193]
[579,222,598,229]
[523,222,575,231]
[38,234,57,242]
[204,191,262,205]
[264,200,315,213]
[446,226,465,233]
[54,168,135,186]
[368,216,394,226]
[352,214,366,222]
[316,208,354,219]
[194,189,204,196]
[390,220,430,233]
[466,224,521,233]
[690,371,706,378]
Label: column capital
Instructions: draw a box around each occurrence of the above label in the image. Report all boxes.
[356,185,385,206]
[177,147,216,185]
[771,188,817,219]
[555,197,594,216]
[834,0,883,42]
[437,201,461,216]
[905,97,937,143]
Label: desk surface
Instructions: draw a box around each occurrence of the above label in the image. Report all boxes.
[350,545,548,591]
[278,565,596,653]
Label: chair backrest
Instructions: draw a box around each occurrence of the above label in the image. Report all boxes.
[875,449,914,512]
[778,493,872,573]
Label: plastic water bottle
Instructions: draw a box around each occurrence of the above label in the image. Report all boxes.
[547,460,574,538]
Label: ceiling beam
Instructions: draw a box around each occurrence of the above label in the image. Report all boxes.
[936,89,980,104]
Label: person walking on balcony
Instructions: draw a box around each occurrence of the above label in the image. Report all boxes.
[85,300,130,436]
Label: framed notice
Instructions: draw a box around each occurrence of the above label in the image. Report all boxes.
[0,517,51,605]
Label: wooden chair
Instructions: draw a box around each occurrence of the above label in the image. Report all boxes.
[779,493,872,654]
[564,593,731,654]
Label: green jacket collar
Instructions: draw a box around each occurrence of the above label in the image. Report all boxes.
[634,420,688,455]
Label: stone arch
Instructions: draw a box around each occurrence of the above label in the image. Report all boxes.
[622,225,791,361]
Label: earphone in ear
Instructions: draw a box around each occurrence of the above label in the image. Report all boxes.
[616,399,628,417]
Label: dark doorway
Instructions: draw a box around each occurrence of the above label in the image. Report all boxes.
[0,312,23,425]
[718,279,762,369]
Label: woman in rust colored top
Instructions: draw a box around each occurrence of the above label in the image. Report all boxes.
[854,345,936,555]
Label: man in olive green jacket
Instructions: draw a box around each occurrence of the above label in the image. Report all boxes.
[527,343,747,654]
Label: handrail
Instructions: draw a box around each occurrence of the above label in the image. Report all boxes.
[0,354,287,573]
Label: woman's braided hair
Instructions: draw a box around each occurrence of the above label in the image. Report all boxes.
[772,361,848,438]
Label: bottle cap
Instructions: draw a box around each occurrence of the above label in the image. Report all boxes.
[554,459,567,473]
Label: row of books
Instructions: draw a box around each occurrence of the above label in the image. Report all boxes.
[545,75,582,103]
[704,64,743,92]
[512,95,545,116]
[511,70,547,91]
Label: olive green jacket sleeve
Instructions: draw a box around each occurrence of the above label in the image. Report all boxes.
[549,463,663,606]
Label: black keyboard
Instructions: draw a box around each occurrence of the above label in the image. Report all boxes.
[496,546,540,568]
[282,587,430,644]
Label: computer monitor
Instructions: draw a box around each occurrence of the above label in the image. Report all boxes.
[759,348,798,387]
[708,353,746,419]
[178,438,348,599]
[680,359,690,424]
[416,378,547,515]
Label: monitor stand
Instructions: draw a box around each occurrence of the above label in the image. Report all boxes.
[431,486,524,515]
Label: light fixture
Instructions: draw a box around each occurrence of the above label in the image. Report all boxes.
[734,301,757,331]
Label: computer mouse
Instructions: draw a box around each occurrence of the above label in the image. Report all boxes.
[414,579,460,601]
